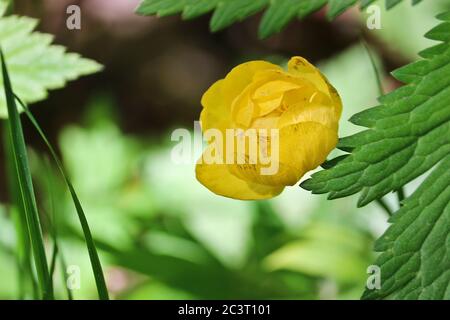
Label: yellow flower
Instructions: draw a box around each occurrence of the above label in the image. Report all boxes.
[196,57,342,200]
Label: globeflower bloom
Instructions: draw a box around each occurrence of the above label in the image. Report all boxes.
[196,57,342,200]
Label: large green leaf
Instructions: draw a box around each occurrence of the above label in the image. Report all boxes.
[302,12,450,299]
[0,8,102,118]
[363,154,450,299]
[301,12,450,206]
[136,0,422,39]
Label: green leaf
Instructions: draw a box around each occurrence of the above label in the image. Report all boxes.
[0,9,102,118]
[14,96,109,300]
[301,12,450,206]
[327,0,358,19]
[264,222,372,284]
[297,0,328,18]
[3,125,38,299]
[44,159,74,300]
[1,50,53,299]
[259,0,306,40]
[210,0,268,32]
[363,155,450,299]
[302,12,450,299]
[182,0,221,19]
[0,1,8,15]
[136,0,423,39]
[385,0,403,10]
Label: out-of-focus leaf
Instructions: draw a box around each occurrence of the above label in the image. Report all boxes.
[143,148,254,269]
[319,44,382,137]
[264,222,371,284]
[136,0,422,39]
[361,0,450,59]
[0,9,102,117]
[121,281,195,300]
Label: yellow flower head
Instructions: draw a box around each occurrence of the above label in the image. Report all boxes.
[196,57,342,200]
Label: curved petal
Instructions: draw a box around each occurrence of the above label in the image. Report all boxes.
[196,160,284,200]
[277,103,339,131]
[222,60,282,103]
[200,79,230,133]
[287,56,328,91]
[230,70,313,127]
[282,88,331,108]
[322,76,342,119]
[278,122,338,177]
[228,161,301,187]
[201,61,281,132]
[288,56,342,118]
[227,122,338,187]
[252,80,301,100]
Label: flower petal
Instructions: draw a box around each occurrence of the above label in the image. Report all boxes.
[228,161,301,187]
[196,158,284,200]
[222,61,282,102]
[288,56,342,118]
[200,79,230,133]
[277,103,339,131]
[256,92,284,116]
[235,99,256,127]
[227,122,338,187]
[287,56,328,92]
[252,80,301,100]
[201,61,281,132]
[278,122,338,177]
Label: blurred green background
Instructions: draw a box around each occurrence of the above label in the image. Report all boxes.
[0,0,449,299]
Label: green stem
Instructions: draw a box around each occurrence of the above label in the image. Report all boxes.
[59,249,74,300]
[376,198,393,216]
[363,39,406,213]
[49,241,58,279]
[396,187,405,204]
[362,40,384,97]
[5,0,14,15]
[44,158,73,300]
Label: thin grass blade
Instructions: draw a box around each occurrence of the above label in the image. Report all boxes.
[14,95,110,300]
[44,158,73,300]
[3,124,38,299]
[1,50,53,299]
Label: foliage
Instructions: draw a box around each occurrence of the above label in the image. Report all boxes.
[1,51,53,299]
[136,0,422,39]
[302,12,450,299]
[16,97,109,300]
[362,0,450,60]
[1,53,109,300]
[0,0,448,301]
[0,3,107,299]
[0,5,102,117]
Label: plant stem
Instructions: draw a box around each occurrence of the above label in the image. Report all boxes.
[363,40,406,214]
[362,40,384,97]
[376,198,393,216]
[396,187,405,204]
